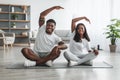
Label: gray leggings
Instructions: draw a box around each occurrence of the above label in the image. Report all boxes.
[64,51,96,64]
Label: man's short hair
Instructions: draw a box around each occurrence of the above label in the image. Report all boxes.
[46,19,56,26]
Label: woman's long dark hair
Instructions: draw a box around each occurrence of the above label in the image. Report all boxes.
[73,23,90,42]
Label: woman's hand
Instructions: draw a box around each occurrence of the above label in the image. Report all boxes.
[93,50,99,55]
[83,16,91,24]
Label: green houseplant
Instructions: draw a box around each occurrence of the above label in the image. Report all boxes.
[11,22,16,28]
[11,14,18,20]
[105,19,120,52]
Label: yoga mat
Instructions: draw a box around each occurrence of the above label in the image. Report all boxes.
[6,61,113,69]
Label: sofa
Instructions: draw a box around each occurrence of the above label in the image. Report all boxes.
[54,30,71,42]
[29,29,71,43]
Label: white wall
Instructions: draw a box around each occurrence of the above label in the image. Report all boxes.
[0,0,73,30]
[0,0,120,52]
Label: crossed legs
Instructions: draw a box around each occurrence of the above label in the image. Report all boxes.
[64,50,99,66]
[21,46,61,65]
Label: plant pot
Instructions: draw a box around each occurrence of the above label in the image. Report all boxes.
[13,25,16,28]
[109,45,116,52]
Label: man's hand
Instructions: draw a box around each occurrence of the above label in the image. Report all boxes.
[39,6,64,27]
[53,6,64,10]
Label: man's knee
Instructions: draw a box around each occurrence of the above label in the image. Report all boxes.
[21,48,26,53]
[52,46,58,50]
[53,46,61,53]
[21,48,29,55]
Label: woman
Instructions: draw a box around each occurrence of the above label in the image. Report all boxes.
[64,16,99,66]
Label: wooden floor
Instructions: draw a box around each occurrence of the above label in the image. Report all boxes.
[0,45,120,80]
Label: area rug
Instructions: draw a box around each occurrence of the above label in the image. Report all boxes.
[6,61,113,69]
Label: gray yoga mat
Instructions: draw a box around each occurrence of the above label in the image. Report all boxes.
[6,61,113,69]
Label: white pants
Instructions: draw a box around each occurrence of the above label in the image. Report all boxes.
[64,51,96,64]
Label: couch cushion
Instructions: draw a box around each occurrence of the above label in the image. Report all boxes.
[54,30,71,37]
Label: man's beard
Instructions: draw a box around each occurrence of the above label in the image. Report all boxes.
[46,29,53,34]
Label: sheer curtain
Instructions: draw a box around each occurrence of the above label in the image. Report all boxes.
[111,0,120,18]
[112,0,120,52]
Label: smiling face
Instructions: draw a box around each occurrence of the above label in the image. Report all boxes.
[77,25,85,37]
[46,22,55,34]
[74,23,90,42]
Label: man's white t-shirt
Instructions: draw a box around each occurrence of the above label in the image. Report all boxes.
[69,31,91,57]
[33,25,62,52]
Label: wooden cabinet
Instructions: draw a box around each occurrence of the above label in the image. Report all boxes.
[0,4,30,45]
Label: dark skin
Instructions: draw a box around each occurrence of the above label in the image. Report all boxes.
[71,16,99,55]
[21,6,67,65]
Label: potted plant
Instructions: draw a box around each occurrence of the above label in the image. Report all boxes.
[105,19,120,52]
[11,14,18,20]
[11,22,16,28]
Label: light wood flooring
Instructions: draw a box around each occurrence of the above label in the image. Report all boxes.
[0,44,120,80]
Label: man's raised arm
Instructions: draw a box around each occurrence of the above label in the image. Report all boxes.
[39,6,64,27]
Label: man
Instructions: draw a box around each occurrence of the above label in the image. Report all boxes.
[21,6,67,67]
